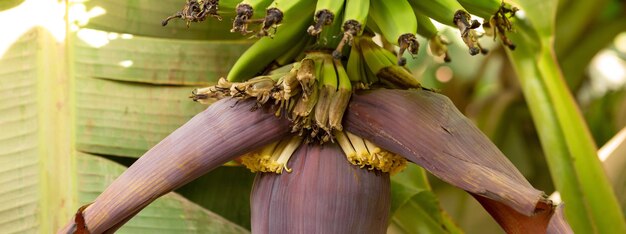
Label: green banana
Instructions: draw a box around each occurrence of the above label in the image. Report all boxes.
[257,0,316,37]
[227,0,314,82]
[231,0,274,34]
[342,0,369,37]
[368,0,419,65]
[307,0,346,36]
[219,0,243,9]
[415,11,451,62]
[314,55,338,135]
[407,0,462,27]
[346,41,364,84]
[328,59,352,131]
[333,0,369,58]
[359,37,420,88]
[274,35,313,67]
[314,6,345,53]
[456,0,504,19]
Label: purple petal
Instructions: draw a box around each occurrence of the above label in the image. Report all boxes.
[251,143,390,234]
[60,98,290,233]
[344,89,572,231]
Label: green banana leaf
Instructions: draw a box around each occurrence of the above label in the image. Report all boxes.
[507,0,626,232]
[0,27,41,234]
[176,167,257,230]
[77,152,250,234]
[72,29,251,158]
[73,31,250,85]
[0,0,23,11]
[77,0,244,40]
[0,26,250,233]
[388,164,463,234]
[75,77,208,157]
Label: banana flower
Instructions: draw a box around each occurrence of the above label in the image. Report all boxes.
[60,89,572,234]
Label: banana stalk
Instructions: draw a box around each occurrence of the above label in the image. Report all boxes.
[368,0,419,65]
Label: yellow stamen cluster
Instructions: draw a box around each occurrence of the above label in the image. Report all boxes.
[335,131,407,175]
[240,136,302,174]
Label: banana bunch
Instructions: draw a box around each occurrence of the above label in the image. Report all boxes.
[163,0,520,75]
[166,0,529,175]
[166,0,525,155]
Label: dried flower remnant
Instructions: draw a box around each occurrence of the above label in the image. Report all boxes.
[453,10,488,55]
[483,3,518,50]
[162,0,221,27]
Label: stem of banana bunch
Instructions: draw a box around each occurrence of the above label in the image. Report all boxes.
[507,20,626,233]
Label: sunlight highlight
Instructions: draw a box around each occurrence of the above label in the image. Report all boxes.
[118,60,133,68]
[68,4,106,29]
[76,29,134,48]
[590,51,626,95]
[0,0,65,57]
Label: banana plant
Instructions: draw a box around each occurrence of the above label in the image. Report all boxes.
[3,0,624,233]
[57,0,573,229]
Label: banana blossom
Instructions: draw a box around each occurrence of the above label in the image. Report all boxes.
[59,89,572,233]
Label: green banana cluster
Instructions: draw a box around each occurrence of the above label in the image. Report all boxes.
[163,0,521,77]
[164,0,525,146]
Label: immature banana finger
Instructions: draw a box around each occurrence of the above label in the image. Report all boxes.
[257,0,315,37]
[314,56,338,133]
[231,0,273,34]
[408,0,485,55]
[227,0,314,82]
[368,0,419,65]
[328,59,352,131]
[333,0,369,58]
[307,0,346,36]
